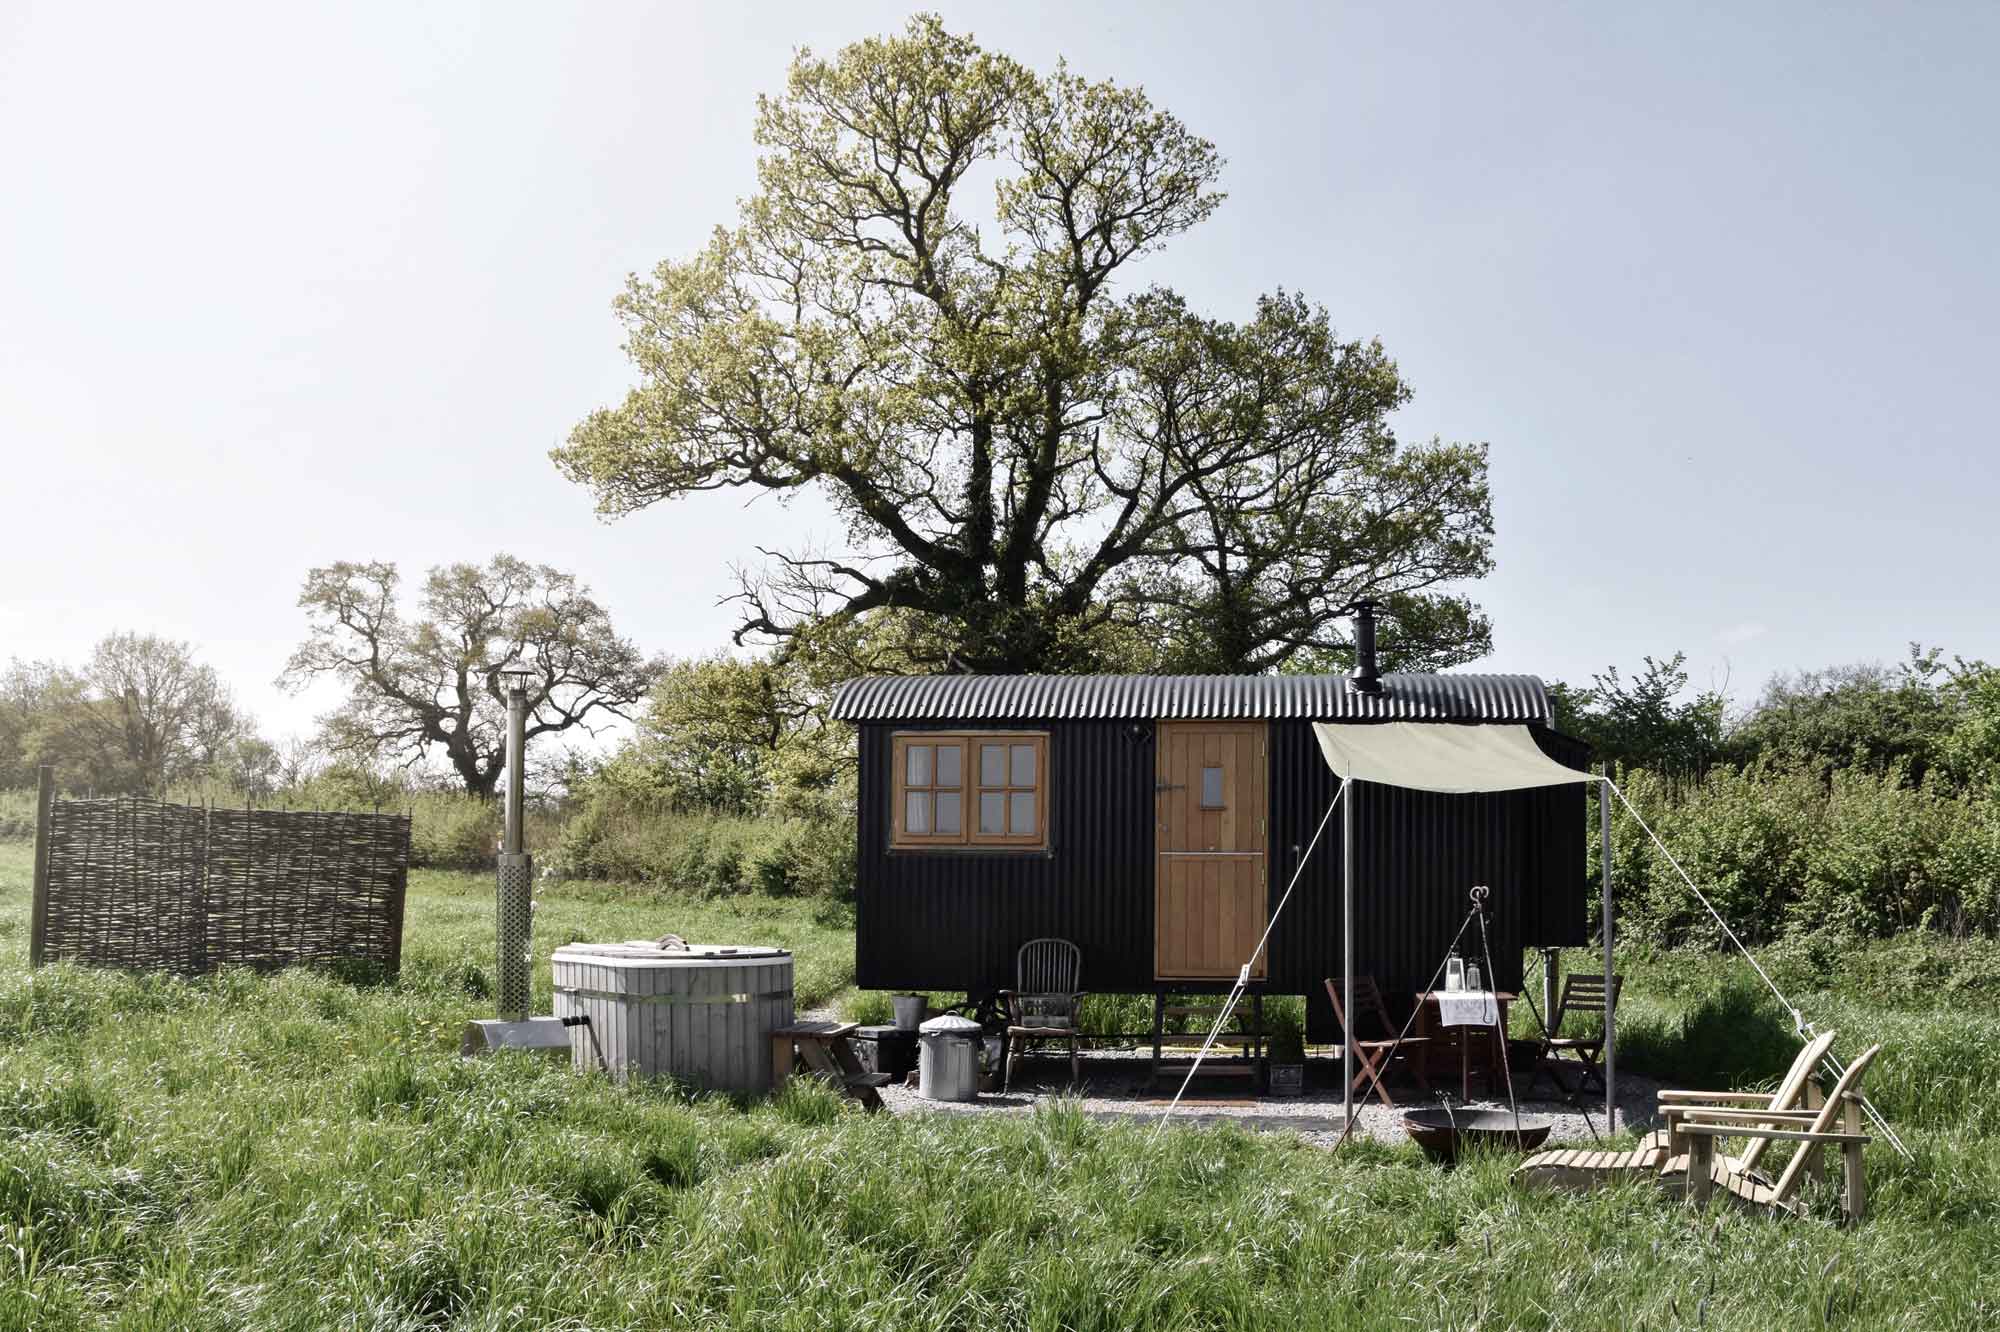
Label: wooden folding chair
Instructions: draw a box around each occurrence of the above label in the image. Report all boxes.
[1533,973,1622,1099]
[1324,976,1430,1107]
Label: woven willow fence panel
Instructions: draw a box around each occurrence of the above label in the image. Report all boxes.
[36,797,411,976]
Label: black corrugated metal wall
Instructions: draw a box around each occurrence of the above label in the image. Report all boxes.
[1266,723,1590,1039]
[856,721,1159,993]
[855,720,1589,1030]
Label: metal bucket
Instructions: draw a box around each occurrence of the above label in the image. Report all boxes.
[891,993,928,1031]
[918,1014,982,1101]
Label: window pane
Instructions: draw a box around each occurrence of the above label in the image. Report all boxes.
[935,792,962,835]
[936,743,961,788]
[1011,743,1037,787]
[905,791,931,834]
[906,744,932,787]
[979,792,1006,834]
[980,744,1007,787]
[1201,765,1224,807]
[1010,791,1037,836]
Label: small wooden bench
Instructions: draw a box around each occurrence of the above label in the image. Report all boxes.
[1149,996,1266,1084]
[770,1020,894,1111]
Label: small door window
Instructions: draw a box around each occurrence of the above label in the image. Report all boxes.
[1200,765,1225,809]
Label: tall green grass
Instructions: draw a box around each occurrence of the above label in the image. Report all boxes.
[4,838,2000,1329]
[1541,942,2000,1134]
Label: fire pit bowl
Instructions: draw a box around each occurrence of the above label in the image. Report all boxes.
[1401,1108,1553,1165]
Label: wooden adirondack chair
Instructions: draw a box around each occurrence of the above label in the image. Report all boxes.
[1650,1029,1838,1190]
[1000,938,1085,1090]
[1531,973,1622,1098]
[1324,976,1430,1107]
[1513,1030,1836,1193]
[1677,1043,1881,1223]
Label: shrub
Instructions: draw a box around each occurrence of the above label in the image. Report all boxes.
[544,785,854,899]
[0,788,37,839]
[1608,762,2000,945]
[1265,1006,1305,1064]
[406,791,501,871]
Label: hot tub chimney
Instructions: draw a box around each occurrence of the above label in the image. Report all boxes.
[1347,599,1383,695]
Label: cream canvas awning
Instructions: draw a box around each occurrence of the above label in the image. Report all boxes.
[1311,721,1598,794]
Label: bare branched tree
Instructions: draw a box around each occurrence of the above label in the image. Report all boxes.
[281,555,660,797]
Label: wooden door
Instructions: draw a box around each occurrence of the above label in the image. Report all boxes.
[1155,722,1268,980]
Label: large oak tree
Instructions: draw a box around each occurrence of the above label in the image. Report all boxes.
[556,17,1493,675]
[282,556,659,797]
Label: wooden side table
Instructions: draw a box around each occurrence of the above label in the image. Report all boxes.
[1413,991,1516,1100]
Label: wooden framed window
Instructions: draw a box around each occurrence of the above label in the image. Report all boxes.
[890,731,1048,850]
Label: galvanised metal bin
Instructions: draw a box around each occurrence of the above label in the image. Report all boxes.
[918,1013,983,1101]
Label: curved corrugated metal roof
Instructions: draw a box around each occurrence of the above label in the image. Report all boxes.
[828,673,1552,725]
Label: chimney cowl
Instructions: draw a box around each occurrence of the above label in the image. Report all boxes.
[1347,599,1383,695]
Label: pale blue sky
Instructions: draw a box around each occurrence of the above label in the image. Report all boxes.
[3,2,1995,743]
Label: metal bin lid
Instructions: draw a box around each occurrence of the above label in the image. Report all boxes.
[918,1014,983,1036]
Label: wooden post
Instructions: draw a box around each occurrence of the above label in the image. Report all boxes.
[29,765,54,968]
[1539,947,1559,1039]
[770,1032,795,1093]
[1842,1095,1867,1223]
[1687,1133,1714,1205]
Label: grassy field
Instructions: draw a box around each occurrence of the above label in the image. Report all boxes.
[3,841,1999,1329]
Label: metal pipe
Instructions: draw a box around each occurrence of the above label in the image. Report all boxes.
[1600,767,1615,1135]
[505,683,526,855]
[1347,600,1382,694]
[496,674,533,1021]
[1342,776,1354,1132]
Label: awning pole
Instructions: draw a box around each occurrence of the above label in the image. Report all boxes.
[1600,766,1615,1135]
[1342,776,1355,1134]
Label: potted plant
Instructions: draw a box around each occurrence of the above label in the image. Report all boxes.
[1266,1009,1306,1096]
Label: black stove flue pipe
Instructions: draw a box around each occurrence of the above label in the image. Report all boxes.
[1346,598,1383,694]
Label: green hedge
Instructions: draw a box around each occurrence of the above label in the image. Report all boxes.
[546,791,854,899]
[0,782,854,899]
[1605,765,2000,944]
